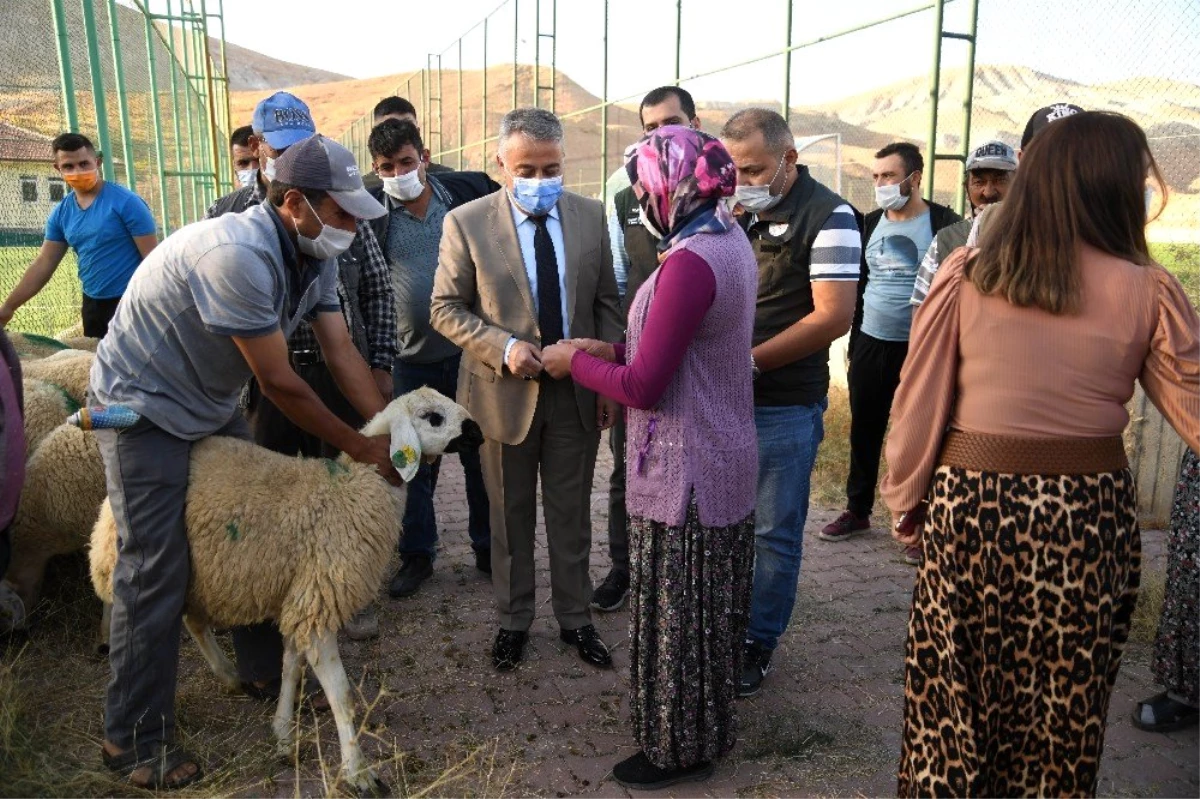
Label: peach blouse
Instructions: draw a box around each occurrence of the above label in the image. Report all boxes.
[881,244,1199,514]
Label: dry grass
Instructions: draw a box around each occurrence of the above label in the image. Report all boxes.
[1130,566,1167,647]
[0,556,520,799]
[811,386,887,515]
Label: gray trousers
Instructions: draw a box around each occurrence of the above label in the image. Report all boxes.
[606,414,630,574]
[97,412,282,756]
[481,377,600,632]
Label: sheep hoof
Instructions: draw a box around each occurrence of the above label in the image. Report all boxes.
[350,773,388,798]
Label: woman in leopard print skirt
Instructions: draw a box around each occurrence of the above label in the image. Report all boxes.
[881,111,1199,797]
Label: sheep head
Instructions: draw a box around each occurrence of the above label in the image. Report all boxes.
[359,386,482,482]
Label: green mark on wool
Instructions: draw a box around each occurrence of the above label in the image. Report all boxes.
[323,458,349,477]
[20,334,69,351]
[49,384,80,413]
[226,521,240,542]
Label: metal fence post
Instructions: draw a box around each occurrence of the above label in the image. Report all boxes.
[165,0,188,224]
[106,0,138,190]
[143,5,171,233]
[51,0,79,131]
[79,0,116,182]
[782,0,793,119]
[600,0,608,204]
[924,0,946,201]
[674,0,682,86]
[512,0,519,109]
[956,0,980,213]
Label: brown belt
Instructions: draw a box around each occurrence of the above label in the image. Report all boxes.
[938,430,1129,475]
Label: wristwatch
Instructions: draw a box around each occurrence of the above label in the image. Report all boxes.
[751,354,761,382]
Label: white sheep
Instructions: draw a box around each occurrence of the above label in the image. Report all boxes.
[22,378,78,455]
[3,423,106,630]
[21,350,93,406]
[89,387,482,794]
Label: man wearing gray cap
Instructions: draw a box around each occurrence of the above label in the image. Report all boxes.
[89,134,395,790]
[909,139,1018,307]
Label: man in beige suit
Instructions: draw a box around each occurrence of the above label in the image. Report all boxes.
[431,108,623,671]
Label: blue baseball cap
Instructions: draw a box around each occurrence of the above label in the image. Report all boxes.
[252,92,316,150]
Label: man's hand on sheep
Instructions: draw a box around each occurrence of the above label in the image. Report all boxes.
[350,434,404,487]
[506,340,543,380]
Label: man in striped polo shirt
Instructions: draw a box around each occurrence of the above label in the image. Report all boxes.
[721,108,862,699]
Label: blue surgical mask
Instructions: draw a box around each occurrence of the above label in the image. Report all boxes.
[507,172,564,216]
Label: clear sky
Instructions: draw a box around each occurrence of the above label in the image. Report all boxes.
[219,0,1199,104]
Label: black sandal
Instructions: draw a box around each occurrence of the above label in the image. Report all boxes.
[1132,691,1200,732]
[101,742,203,790]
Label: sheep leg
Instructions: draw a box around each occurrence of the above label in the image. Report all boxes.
[183,615,240,692]
[305,631,385,796]
[271,641,302,756]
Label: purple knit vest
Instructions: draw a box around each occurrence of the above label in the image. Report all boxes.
[625,225,758,528]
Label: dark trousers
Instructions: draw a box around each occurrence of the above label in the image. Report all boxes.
[244,359,363,459]
[606,414,630,574]
[81,294,121,338]
[846,332,909,518]
[97,412,279,756]
[393,354,490,560]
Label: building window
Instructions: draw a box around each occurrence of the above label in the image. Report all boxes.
[20,176,37,203]
[48,178,65,202]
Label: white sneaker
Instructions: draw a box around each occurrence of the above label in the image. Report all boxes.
[344,605,379,641]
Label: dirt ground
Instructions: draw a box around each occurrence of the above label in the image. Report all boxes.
[2,439,1197,798]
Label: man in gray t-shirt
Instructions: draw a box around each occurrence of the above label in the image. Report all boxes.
[90,136,397,790]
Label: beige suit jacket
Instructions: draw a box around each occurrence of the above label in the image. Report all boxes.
[430,189,623,446]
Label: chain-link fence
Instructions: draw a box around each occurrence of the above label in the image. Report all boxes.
[331,0,1197,520]
[0,0,230,336]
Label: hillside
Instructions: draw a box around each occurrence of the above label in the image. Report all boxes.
[2,0,348,96]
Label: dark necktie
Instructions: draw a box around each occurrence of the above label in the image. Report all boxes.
[531,215,564,346]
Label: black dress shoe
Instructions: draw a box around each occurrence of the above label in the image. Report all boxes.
[612,750,713,790]
[475,548,492,575]
[492,628,528,671]
[560,623,612,668]
[388,554,433,598]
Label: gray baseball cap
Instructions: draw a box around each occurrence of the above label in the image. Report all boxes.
[273,134,386,220]
[965,140,1018,172]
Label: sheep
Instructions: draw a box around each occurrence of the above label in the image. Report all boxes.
[58,336,100,352]
[89,387,483,794]
[8,332,71,360]
[2,423,106,631]
[21,350,93,406]
[22,378,79,454]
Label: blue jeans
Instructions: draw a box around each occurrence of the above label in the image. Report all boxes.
[394,354,491,560]
[746,400,826,651]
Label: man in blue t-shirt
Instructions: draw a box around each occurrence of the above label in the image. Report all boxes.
[0,132,157,338]
[820,142,961,559]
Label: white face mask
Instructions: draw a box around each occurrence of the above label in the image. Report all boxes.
[735,155,786,213]
[639,207,663,240]
[263,156,278,182]
[295,196,356,260]
[1145,186,1155,216]
[236,167,259,189]
[875,173,914,212]
[382,168,424,202]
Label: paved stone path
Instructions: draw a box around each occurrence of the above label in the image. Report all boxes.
[268,439,1196,798]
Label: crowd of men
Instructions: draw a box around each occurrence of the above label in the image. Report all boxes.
[0,85,1086,788]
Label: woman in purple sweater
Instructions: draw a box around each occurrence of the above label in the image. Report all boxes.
[543,126,758,790]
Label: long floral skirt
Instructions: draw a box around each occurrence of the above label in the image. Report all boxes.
[898,466,1140,798]
[628,503,755,770]
[1152,448,1200,705]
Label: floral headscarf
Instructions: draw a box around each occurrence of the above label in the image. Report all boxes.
[626,125,737,254]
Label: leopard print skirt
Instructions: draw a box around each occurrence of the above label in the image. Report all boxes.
[898,465,1140,798]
